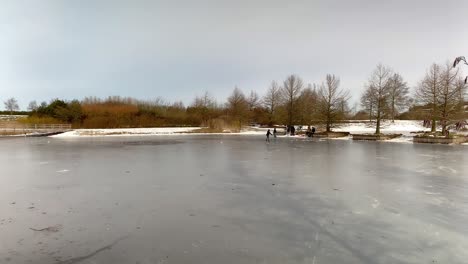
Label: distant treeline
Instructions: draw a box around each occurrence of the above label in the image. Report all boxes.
[4,62,468,131]
[20,74,354,130]
[0,111,29,116]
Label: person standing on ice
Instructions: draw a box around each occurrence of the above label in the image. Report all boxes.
[312,127,316,137]
[266,129,272,142]
[273,128,277,138]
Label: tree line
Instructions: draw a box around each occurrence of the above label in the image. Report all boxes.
[3,62,467,132]
[359,62,467,134]
[10,73,351,130]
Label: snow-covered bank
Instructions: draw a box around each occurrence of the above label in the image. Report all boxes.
[51,120,466,146]
[333,120,429,136]
[52,126,275,137]
[51,121,427,138]
[52,127,202,137]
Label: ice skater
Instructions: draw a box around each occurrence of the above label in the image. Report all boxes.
[266,129,272,142]
[273,128,277,138]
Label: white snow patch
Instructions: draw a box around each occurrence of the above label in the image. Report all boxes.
[372,199,380,209]
[56,169,70,173]
[52,127,201,137]
[437,166,457,174]
[334,120,429,136]
[425,192,441,195]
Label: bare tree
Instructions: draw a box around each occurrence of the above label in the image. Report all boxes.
[415,64,441,132]
[317,74,350,132]
[263,81,281,125]
[360,86,376,121]
[281,74,303,126]
[455,77,467,116]
[388,73,410,122]
[297,84,318,126]
[437,63,464,134]
[247,90,260,111]
[192,91,216,126]
[367,64,392,134]
[246,90,260,123]
[28,100,38,112]
[4,97,19,115]
[227,87,248,129]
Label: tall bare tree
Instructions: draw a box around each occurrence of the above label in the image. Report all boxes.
[297,84,318,126]
[247,90,260,111]
[246,90,260,123]
[388,73,410,122]
[366,64,392,134]
[416,64,441,132]
[437,63,464,134]
[455,77,467,118]
[281,74,303,126]
[263,81,281,125]
[317,74,350,132]
[4,97,19,115]
[227,87,248,129]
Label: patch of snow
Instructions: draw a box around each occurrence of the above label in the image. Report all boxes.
[437,166,457,174]
[371,198,380,209]
[52,127,201,137]
[425,192,441,195]
[334,120,429,136]
[384,135,413,144]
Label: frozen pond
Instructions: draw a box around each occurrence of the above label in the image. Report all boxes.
[1,135,467,264]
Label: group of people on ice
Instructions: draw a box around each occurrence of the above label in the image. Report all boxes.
[266,125,316,142]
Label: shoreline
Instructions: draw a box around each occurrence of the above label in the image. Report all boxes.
[1,120,465,145]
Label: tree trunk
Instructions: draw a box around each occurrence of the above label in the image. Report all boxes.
[431,117,436,132]
[431,95,437,133]
[376,115,381,134]
[391,101,395,123]
[288,101,293,127]
[375,100,381,134]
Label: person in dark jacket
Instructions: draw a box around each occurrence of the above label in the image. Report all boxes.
[273,128,277,138]
[290,126,295,136]
[311,127,316,137]
[266,129,272,142]
[306,126,312,137]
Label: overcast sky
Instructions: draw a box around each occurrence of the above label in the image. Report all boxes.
[1,0,467,109]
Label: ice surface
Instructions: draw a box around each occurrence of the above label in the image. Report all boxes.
[1,135,467,264]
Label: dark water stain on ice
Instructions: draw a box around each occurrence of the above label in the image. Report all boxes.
[54,236,128,264]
